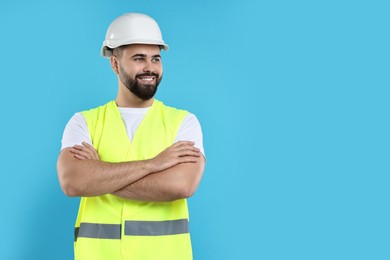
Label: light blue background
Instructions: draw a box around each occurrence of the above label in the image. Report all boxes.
[0,0,389,259]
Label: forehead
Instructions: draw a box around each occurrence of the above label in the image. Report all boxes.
[122,44,161,56]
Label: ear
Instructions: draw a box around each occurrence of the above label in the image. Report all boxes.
[110,56,120,75]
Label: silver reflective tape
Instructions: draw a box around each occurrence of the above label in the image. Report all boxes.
[77,223,121,239]
[125,219,189,236]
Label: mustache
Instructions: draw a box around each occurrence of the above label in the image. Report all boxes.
[136,72,159,78]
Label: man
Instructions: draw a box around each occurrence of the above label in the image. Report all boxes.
[57,13,205,260]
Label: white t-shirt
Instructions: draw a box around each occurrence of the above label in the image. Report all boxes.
[61,106,205,156]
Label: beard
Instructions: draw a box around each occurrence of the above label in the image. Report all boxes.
[118,66,162,101]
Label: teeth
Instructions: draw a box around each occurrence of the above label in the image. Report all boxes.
[139,77,154,81]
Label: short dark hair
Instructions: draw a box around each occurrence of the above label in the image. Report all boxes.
[112,46,125,58]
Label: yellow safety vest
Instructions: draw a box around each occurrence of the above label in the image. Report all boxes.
[74,100,192,260]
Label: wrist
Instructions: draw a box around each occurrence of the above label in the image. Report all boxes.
[143,158,157,174]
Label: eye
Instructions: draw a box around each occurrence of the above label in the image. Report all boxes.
[152,57,161,63]
[134,57,144,62]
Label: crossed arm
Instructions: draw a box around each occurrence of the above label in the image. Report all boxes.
[57,141,205,202]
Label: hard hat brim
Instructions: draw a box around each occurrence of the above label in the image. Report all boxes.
[101,41,169,57]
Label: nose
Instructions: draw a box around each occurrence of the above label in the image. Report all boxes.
[143,60,155,73]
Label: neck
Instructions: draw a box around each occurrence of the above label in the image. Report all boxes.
[116,85,154,108]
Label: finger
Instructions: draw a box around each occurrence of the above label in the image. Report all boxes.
[82,146,95,156]
[176,146,200,154]
[70,148,85,156]
[72,146,96,159]
[72,146,90,155]
[90,151,99,160]
[177,156,200,163]
[178,152,201,158]
[82,143,99,159]
[70,148,93,159]
[73,154,88,160]
[73,145,86,151]
[82,142,96,150]
[176,149,201,158]
[170,144,197,153]
[76,144,95,156]
[172,141,195,148]
[81,142,100,160]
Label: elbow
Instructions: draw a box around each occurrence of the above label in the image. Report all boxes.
[58,175,81,197]
[57,167,82,197]
[56,150,92,197]
[177,180,200,199]
[181,189,196,199]
[178,161,205,199]
[61,182,81,197]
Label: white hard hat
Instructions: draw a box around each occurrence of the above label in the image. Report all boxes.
[101,13,169,57]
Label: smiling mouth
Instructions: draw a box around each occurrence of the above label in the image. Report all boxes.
[136,73,159,84]
[137,76,155,82]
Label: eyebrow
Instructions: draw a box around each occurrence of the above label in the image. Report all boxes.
[131,54,161,58]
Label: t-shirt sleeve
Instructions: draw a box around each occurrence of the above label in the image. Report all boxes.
[174,113,205,157]
[60,112,92,151]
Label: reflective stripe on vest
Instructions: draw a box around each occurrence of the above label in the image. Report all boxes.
[75,219,189,241]
[75,223,121,241]
[125,219,189,236]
